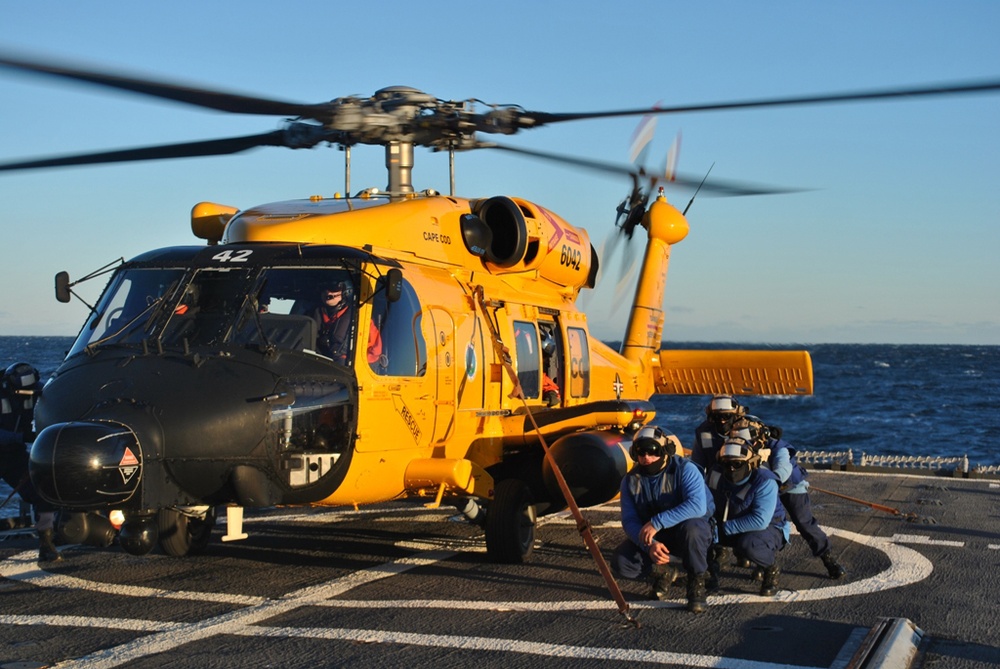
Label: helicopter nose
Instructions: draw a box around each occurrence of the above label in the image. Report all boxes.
[30,421,143,509]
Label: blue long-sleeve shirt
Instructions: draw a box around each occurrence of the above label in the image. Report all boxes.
[619,456,711,548]
[708,467,786,537]
[723,474,777,535]
[764,438,809,494]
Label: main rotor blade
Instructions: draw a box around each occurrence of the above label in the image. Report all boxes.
[478,142,800,196]
[0,52,327,118]
[0,130,293,172]
[520,78,1000,126]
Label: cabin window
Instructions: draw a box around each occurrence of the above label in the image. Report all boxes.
[512,320,540,399]
[368,273,426,377]
[567,326,590,398]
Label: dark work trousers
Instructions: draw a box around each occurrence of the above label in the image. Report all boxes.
[612,517,712,578]
[718,524,785,568]
[781,491,831,557]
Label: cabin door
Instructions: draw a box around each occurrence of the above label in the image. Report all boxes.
[426,306,456,444]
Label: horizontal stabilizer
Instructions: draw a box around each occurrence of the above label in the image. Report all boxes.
[655,349,813,396]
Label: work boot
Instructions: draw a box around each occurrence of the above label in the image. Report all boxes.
[820,550,846,579]
[38,528,63,563]
[706,557,721,593]
[706,544,725,593]
[759,564,780,596]
[686,572,708,614]
[650,563,678,601]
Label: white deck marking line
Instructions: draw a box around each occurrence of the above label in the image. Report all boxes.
[243,626,821,669]
[2,520,936,611]
[1,524,933,668]
[890,534,965,547]
[0,550,265,605]
[0,614,182,633]
[253,506,429,524]
[387,525,933,607]
[41,549,456,669]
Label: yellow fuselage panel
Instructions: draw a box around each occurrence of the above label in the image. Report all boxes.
[306,254,650,507]
[216,193,811,509]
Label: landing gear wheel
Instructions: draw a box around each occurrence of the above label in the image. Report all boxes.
[158,507,216,557]
[485,479,536,563]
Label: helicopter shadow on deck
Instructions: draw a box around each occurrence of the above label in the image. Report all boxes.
[209,512,645,602]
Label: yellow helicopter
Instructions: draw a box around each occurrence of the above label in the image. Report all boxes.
[1,53,997,563]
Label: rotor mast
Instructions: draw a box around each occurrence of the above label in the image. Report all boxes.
[386,140,415,196]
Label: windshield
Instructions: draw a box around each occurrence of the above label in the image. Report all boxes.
[69,268,187,356]
[69,265,360,361]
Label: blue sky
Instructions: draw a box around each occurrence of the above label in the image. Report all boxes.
[1,2,998,345]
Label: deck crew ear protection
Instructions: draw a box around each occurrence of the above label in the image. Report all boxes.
[1,362,40,425]
[630,425,676,459]
[729,415,767,448]
[718,436,762,471]
[706,394,741,416]
[1,362,40,395]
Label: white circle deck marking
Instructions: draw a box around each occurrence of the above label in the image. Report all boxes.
[0,507,936,668]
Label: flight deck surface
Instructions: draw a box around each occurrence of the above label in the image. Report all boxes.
[1,469,998,668]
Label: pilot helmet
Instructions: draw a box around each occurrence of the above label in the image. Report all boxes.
[540,329,556,357]
[717,436,761,484]
[323,278,354,302]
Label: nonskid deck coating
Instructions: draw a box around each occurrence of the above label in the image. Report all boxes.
[1,469,998,668]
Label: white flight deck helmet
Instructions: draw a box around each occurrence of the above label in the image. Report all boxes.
[718,436,761,484]
[706,394,744,434]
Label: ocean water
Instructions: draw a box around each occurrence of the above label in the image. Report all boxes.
[649,343,1000,467]
[1,337,998,468]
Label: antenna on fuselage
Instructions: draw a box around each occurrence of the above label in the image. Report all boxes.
[682,162,714,216]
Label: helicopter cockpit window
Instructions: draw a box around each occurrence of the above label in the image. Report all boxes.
[368,273,426,377]
[160,267,256,347]
[68,267,186,357]
[230,267,360,362]
[70,264,403,368]
[513,320,540,399]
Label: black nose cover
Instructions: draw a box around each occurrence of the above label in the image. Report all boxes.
[30,421,142,509]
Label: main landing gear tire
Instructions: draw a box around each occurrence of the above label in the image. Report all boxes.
[158,507,216,557]
[485,479,537,563]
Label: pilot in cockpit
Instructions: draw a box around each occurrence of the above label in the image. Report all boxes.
[313,280,382,365]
